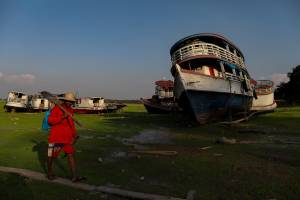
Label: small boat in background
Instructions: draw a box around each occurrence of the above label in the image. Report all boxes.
[251,80,277,112]
[141,80,181,114]
[73,97,126,114]
[73,97,106,114]
[105,103,127,113]
[4,91,29,112]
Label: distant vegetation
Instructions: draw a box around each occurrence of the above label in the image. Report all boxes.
[105,99,142,104]
[275,65,300,105]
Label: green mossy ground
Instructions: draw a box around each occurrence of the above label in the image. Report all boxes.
[0,100,300,199]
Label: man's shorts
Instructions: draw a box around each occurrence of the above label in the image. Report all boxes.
[48,143,75,157]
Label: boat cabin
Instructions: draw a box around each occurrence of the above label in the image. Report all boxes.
[28,95,50,111]
[75,97,105,109]
[154,80,174,98]
[254,80,274,95]
[5,91,29,112]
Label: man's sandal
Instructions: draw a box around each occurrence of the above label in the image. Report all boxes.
[47,175,56,181]
[71,176,87,183]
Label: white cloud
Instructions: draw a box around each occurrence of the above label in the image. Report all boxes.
[0,72,36,84]
[270,73,289,86]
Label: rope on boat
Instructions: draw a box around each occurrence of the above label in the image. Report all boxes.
[219,110,262,125]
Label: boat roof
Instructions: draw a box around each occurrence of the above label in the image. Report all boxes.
[170,33,244,60]
[8,91,26,95]
[255,80,274,87]
[79,97,104,99]
[155,80,174,89]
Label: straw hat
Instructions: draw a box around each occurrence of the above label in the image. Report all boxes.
[59,92,76,102]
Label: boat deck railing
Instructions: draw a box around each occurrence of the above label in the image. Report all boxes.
[255,86,274,94]
[224,72,241,81]
[171,42,245,68]
[7,98,26,103]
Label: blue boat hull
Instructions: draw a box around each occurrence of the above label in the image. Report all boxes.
[178,90,253,124]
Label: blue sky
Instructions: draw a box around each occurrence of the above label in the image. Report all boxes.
[0,0,299,99]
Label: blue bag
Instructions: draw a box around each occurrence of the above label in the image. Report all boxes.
[42,110,51,131]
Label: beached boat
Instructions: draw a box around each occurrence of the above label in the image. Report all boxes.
[73,97,106,114]
[73,97,126,114]
[141,80,181,114]
[251,80,277,112]
[105,103,127,113]
[170,33,255,124]
[4,91,29,112]
[28,95,50,112]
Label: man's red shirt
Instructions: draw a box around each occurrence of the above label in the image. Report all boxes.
[48,105,76,144]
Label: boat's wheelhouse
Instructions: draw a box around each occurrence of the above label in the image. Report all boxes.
[170,33,253,92]
[75,97,105,108]
[28,95,50,110]
[254,80,274,95]
[6,91,28,105]
[170,33,245,69]
[154,80,174,99]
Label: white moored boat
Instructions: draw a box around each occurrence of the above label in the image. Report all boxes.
[4,91,29,112]
[251,80,277,112]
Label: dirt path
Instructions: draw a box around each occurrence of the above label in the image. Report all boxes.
[0,166,186,200]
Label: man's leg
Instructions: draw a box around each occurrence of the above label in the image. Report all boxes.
[67,154,76,179]
[64,144,86,182]
[47,143,56,180]
[47,157,54,178]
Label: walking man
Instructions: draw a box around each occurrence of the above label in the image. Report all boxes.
[47,92,85,182]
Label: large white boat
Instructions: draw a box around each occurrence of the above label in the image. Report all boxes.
[251,80,277,112]
[170,33,255,124]
[4,91,29,112]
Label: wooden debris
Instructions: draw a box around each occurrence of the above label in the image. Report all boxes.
[216,137,237,144]
[129,150,178,156]
[239,140,259,144]
[213,153,223,157]
[199,146,212,150]
[219,111,262,125]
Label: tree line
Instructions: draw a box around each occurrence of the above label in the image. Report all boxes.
[275,65,300,105]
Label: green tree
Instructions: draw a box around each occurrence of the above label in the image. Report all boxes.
[275,65,300,105]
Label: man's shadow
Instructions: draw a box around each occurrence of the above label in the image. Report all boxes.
[32,140,68,175]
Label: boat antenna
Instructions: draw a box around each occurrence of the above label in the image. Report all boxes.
[75,89,79,99]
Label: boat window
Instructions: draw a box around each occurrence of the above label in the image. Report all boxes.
[229,46,235,54]
[223,63,233,74]
[235,68,242,77]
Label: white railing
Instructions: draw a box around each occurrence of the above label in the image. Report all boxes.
[171,42,245,68]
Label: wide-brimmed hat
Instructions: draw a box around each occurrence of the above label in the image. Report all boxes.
[59,92,76,102]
